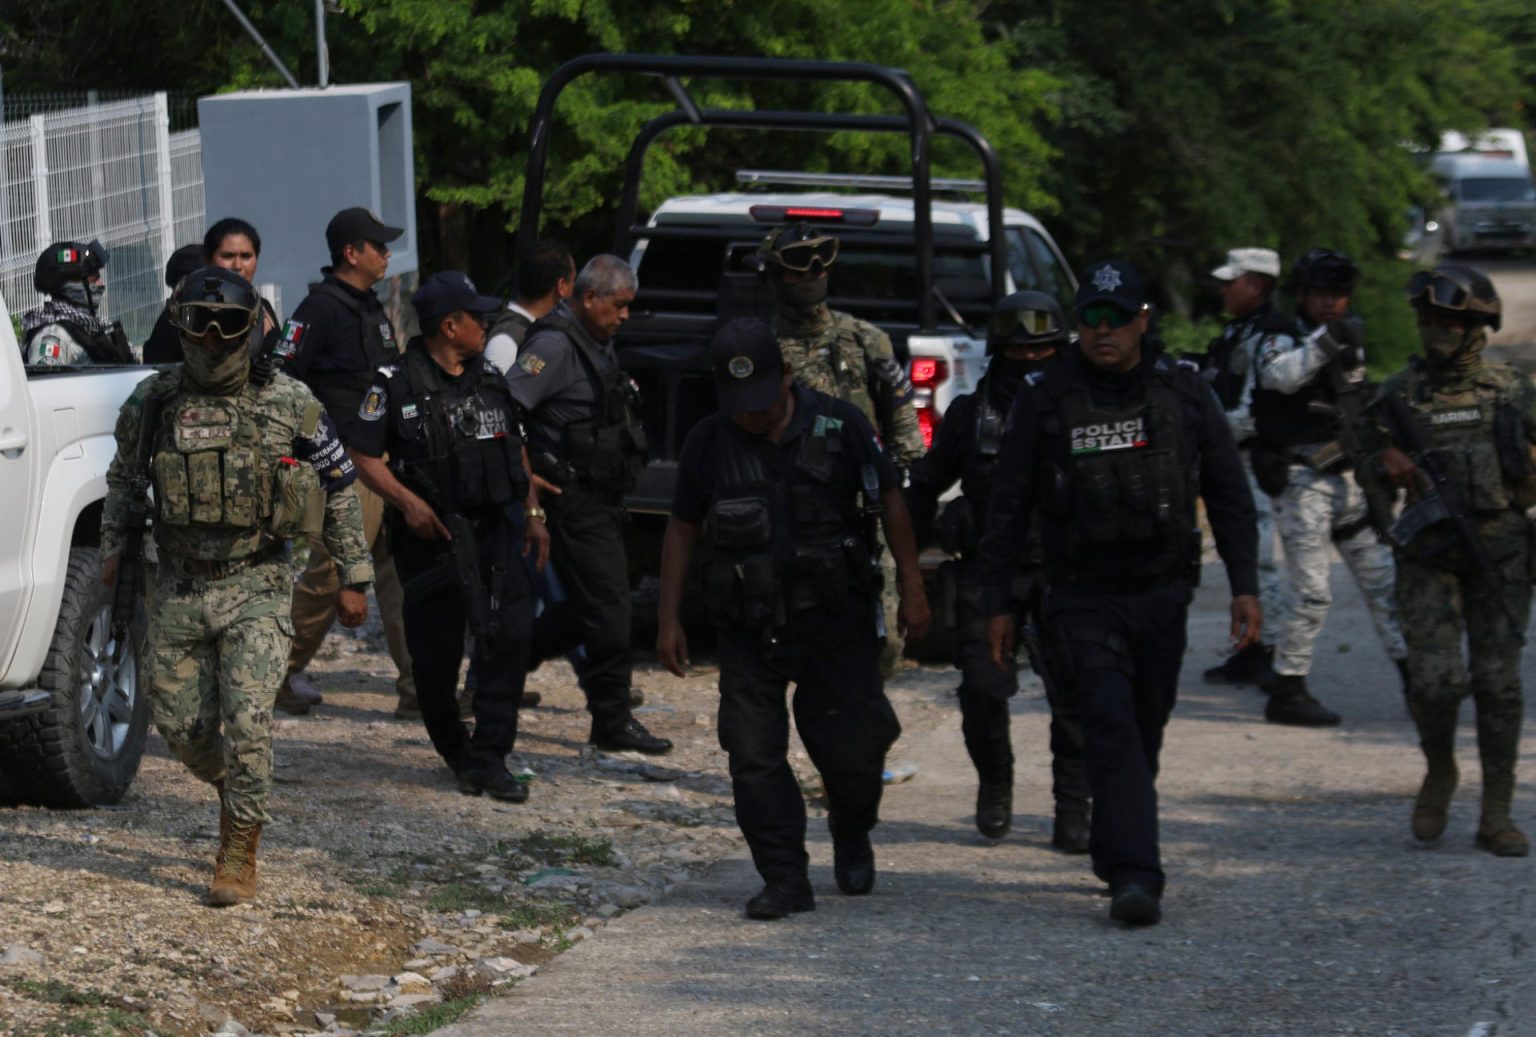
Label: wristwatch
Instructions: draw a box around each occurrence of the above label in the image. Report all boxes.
[526,506,547,521]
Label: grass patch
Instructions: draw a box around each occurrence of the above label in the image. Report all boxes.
[8,979,109,1006]
[498,901,582,931]
[517,831,618,868]
[426,883,510,914]
[349,862,417,899]
[380,995,485,1036]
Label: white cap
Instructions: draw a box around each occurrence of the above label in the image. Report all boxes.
[1211,247,1281,281]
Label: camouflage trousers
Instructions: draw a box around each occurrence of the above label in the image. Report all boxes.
[1273,466,1406,676]
[1243,454,1286,644]
[878,535,903,679]
[147,558,293,826]
[1397,520,1530,783]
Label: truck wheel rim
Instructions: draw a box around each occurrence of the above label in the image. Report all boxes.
[78,605,136,760]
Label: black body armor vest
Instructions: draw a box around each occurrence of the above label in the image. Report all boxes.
[26,319,133,364]
[388,346,529,513]
[526,311,647,489]
[302,281,398,424]
[1250,311,1364,449]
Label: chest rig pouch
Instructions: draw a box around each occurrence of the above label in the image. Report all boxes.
[787,413,872,612]
[304,282,398,419]
[1047,376,1193,566]
[704,434,781,630]
[399,349,529,511]
[1405,373,1520,515]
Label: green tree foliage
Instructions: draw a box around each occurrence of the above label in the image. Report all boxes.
[988,0,1521,368]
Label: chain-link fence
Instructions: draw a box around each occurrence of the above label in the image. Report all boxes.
[1,93,205,348]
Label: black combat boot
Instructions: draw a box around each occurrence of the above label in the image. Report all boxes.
[1052,809,1091,854]
[1108,882,1161,926]
[832,831,876,895]
[457,765,530,803]
[745,879,815,919]
[590,717,673,755]
[1203,643,1275,687]
[1265,674,1341,727]
[975,779,1013,840]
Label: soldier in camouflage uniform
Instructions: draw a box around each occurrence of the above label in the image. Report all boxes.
[1368,265,1532,857]
[761,224,926,674]
[101,268,373,905]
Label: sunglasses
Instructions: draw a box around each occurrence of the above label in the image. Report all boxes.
[775,237,839,272]
[1078,302,1138,328]
[1407,269,1473,311]
[991,307,1062,339]
[171,302,257,340]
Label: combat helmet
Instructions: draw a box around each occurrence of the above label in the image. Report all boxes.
[1290,248,1360,293]
[1407,265,1502,332]
[34,239,109,309]
[987,291,1068,356]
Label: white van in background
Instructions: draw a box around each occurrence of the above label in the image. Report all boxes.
[1431,152,1536,253]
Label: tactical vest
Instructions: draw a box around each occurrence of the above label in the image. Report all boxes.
[937,389,1009,559]
[302,281,398,423]
[1204,306,1270,412]
[527,310,647,489]
[390,346,529,513]
[488,308,532,348]
[25,319,133,365]
[1043,363,1196,578]
[1397,366,1531,515]
[1251,313,1365,449]
[703,405,875,629]
[150,381,325,558]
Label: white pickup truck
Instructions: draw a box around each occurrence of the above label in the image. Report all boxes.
[1,291,153,806]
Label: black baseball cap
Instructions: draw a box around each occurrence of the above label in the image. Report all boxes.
[711,318,785,414]
[412,271,503,330]
[1075,260,1146,313]
[325,206,404,253]
[165,244,206,289]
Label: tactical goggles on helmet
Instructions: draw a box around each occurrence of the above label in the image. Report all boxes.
[1077,302,1138,329]
[772,236,839,273]
[170,301,258,341]
[991,306,1064,340]
[1407,269,1476,313]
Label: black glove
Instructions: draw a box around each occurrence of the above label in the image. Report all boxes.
[1321,317,1365,367]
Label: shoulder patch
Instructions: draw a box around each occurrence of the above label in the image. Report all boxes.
[517,353,546,376]
[359,385,387,421]
[1024,370,1046,387]
[275,320,306,359]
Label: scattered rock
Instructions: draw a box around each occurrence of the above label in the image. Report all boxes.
[392,971,432,994]
[339,974,391,992]
[0,945,44,967]
[471,956,537,982]
[412,937,462,956]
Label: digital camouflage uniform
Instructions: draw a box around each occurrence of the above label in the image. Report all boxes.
[102,370,372,827]
[775,303,925,671]
[1370,355,1536,849]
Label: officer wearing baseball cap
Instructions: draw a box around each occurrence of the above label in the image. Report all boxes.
[978,260,1261,927]
[1200,248,1285,688]
[274,206,417,719]
[348,270,549,801]
[656,318,930,920]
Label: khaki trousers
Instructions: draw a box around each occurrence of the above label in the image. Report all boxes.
[286,478,415,698]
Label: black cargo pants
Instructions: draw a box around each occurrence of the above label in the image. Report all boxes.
[716,602,901,885]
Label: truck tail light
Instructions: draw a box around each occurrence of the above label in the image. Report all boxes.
[909,357,949,448]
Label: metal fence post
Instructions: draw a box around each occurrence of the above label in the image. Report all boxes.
[153,92,175,275]
[29,113,50,247]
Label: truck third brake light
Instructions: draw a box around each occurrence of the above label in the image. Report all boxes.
[748,204,880,227]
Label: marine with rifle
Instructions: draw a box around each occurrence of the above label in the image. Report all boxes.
[1251,248,1408,726]
[1365,264,1533,857]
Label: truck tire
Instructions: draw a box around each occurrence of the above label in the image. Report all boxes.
[0,547,149,807]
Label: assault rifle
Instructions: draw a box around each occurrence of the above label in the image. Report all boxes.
[1306,319,1396,536]
[110,396,164,643]
[860,462,887,640]
[1372,391,1526,645]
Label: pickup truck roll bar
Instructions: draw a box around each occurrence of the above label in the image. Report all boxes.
[518,53,960,332]
[610,109,1008,313]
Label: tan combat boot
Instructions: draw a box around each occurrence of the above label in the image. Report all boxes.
[1475,770,1529,858]
[209,819,263,906]
[1410,704,1458,843]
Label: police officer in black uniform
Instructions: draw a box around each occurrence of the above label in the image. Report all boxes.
[906,291,1090,850]
[656,318,931,920]
[276,206,417,718]
[980,261,1260,927]
[21,239,133,366]
[349,272,550,801]
[505,254,670,754]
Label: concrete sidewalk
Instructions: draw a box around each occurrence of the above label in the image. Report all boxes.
[438,567,1535,1037]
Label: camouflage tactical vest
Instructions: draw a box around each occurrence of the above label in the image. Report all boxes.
[1400,366,1530,513]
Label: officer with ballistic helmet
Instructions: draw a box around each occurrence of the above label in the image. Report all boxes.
[1367,265,1533,857]
[761,223,926,678]
[1251,249,1407,726]
[656,318,930,920]
[102,266,373,906]
[905,291,1090,850]
[22,239,133,366]
[349,271,550,802]
[980,261,1260,927]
